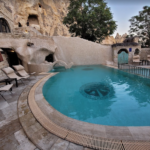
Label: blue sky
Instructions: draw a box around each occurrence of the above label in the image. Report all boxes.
[105,0,150,37]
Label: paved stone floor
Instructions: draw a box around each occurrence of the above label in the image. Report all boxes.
[0,76,43,150]
[0,76,92,150]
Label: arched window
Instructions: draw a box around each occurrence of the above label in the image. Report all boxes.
[28,15,39,26]
[134,49,140,55]
[0,18,10,33]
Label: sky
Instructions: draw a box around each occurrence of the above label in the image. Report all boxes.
[105,0,150,37]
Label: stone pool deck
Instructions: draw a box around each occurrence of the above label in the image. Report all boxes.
[0,73,150,150]
[0,75,43,150]
[0,74,92,150]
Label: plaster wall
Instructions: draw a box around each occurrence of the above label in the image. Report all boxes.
[53,36,113,66]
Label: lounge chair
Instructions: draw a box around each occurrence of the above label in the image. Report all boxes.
[0,84,13,101]
[2,67,29,84]
[133,55,141,65]
[13,65,36,78]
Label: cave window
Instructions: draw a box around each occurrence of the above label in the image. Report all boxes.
[45,54,54,63]
[26,21,29,26]
[134,49,140,55]
[18,22,22,27]
[28,15,39,25]
[0,18,10,33]
[1,48,19,67]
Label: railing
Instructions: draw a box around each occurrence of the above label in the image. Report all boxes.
[118,63,150,79]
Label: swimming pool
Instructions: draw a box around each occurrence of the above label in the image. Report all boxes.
[43,65,150,126]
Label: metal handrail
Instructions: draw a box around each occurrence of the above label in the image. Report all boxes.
[118,63,150,79]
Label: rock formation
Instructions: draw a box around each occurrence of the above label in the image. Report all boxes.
[0,0,70,36]
[115,33,127,43]
[101,33,128,45]
[101,36,116,45]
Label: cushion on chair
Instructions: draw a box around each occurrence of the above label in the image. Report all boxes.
[13,65,24,71]
[147,55,150,59]
[0,84,13,91]
[2,67,14,75]
[133,55,140,62]
[133,55,140,59]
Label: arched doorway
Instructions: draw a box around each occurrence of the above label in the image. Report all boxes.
[1,48,21,67]
[118,49,128,64]
[0,18,11,33]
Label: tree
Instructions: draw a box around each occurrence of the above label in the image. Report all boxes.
[129,6,150,47]
[63,0,117,43]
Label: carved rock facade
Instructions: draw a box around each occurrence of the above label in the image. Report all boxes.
[0,0,70,36]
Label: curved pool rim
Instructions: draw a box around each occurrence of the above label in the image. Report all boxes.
[43,65,150,127]
[28,73,150,141]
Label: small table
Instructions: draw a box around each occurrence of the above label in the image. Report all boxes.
[0,78,18,87]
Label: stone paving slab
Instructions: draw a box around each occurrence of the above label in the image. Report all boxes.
[0,119,21,141]
[0,134,19,150]
[67,143,84,150]
[50,138,69,150]
[14,129,36,150]
[0,110,5,122]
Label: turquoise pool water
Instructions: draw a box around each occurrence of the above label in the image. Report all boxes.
[43,65,150,126]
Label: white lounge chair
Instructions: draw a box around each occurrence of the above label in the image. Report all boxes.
[147,55,150,65]
[0,84,13,101]
[133,55,141,65]
[2,67,29,84]
[13,65,36,78]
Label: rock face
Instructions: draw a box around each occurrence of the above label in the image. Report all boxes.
[115,33,127,43]
[101,33,128,45]
[0,0,70,36]
[101,36,116,45]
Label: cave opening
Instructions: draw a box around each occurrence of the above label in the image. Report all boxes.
[45,54,54,63]
[28,15,39,26]
[1,48,21,67]
[18,22,22,27]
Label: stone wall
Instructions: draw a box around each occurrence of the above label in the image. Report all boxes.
[0,49,9,78]
[140,48,150,60]
[112,45,141,66]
